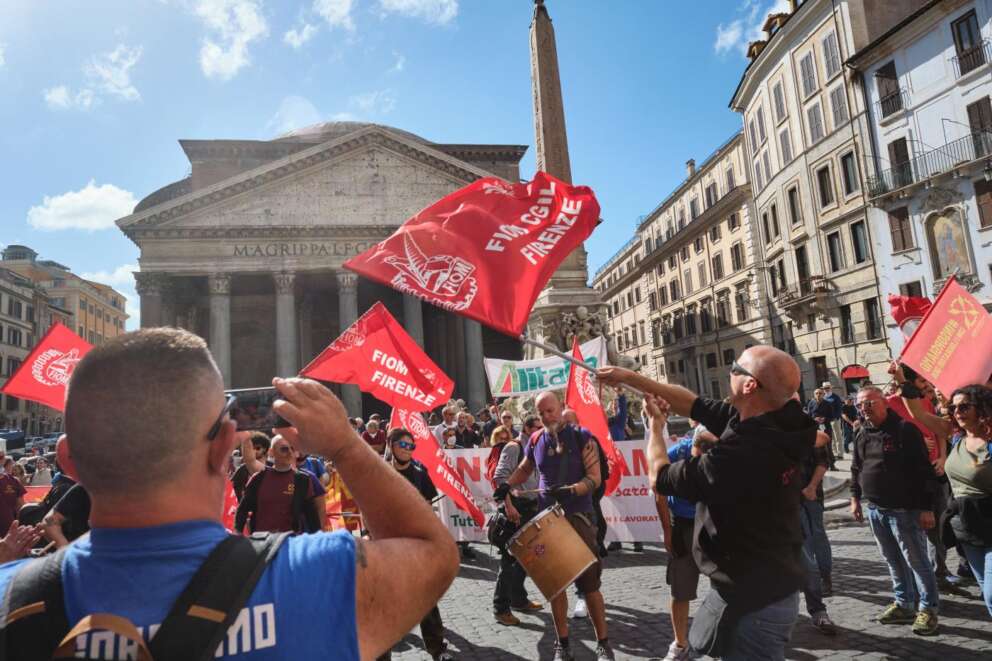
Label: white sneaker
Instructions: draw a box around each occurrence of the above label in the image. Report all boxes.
[571,597,588,619]
[663,641,689,661]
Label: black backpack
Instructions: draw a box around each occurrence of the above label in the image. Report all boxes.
[0,531,288,660]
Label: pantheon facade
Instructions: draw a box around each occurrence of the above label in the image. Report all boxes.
[115,122,527,416]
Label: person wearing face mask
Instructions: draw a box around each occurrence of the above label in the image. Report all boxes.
[234,435,323,535]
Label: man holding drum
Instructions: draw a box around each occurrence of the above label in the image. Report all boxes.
[494,391,612,661]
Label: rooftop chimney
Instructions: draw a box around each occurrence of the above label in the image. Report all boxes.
[686,159,696,178]
[788,0,798,12]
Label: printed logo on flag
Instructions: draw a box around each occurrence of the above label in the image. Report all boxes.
[949,294,981,330]
[574,363,599,406]
[483,181,514,196]
[330,320,368,352]
[31,348,83,387]
[385,234,478,310]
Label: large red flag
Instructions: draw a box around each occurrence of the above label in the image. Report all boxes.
[343,172,600,337]
[390,407,485,527]
[564,338,626,496]
[899,277,992,394]
[888,293,932,339]
[301,302,453,412]
[0,322,91,411]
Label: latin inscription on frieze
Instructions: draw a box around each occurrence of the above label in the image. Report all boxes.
[232,242,374,258]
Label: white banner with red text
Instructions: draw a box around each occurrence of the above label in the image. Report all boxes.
[436,445,663,543]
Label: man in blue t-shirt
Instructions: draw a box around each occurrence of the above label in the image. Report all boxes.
[495,391,613,661]
[0,328,459,660]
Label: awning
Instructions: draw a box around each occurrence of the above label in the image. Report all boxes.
[841,364,870,379]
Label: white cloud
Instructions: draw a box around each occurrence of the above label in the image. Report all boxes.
[714,21,744,55]
[378,0,457,25]
[43,85,95,110]
[27,181,137,231]
[81,264,140,329]
[714,0,791,56]
[267,95,322,134]
[284,22,318,48]
[350,89,396,115]
[389,51,405,73]
[194,0,269,81]
[84,44,142,101]
[315,0,355,31]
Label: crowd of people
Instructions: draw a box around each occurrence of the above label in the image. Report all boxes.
[0,327,987,661]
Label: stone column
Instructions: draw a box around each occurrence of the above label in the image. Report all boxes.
[403,294,425,347]
[274,271,298,377]
[134,272,169,328]
[464,319,486,411]
[336,271,362,417]
[208,274,232,388]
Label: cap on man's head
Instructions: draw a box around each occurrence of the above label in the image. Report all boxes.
[821,382,832,388]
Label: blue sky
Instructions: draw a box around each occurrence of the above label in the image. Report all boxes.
[0,0,787,328]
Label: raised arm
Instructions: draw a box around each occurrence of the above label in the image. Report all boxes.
[239,433,266,475]
[273,378,459,661]
[597,367,698,417]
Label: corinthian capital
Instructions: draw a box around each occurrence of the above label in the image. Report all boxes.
[273,271,296,294]
[133,271,171,296]
[208,273,232,295]
[336,271,358,293]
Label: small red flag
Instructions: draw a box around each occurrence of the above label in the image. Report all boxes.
[301,302,453,412]
[888,293,932,339]
[222,481,238,531]
[0,323,91,412]
[564,338,627,496]
[390,407,486,527]
[899,277,992,394]
[343,172,601,337]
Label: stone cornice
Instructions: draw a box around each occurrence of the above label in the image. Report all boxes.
[126,224,395,241]
[437,144,529,162]
[117,127,499,238]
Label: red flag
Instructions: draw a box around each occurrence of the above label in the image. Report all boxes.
[301,302,453,412]
[222,481,238,531]
[899,277,992,394]
[0,322,91,411]
[390,407,486,527]
[564,338,626,496]
[888,293,932,339]
[23,486,49,504]
[343,172,601,337]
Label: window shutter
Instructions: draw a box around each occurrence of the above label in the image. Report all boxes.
[975,179,992,228]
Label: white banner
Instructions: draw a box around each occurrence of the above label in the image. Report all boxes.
[436,444,663,543]
[483,336,609,398]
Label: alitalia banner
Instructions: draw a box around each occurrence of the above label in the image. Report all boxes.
[484,336,609,397]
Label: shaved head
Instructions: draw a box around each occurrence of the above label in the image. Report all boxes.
[536,391,563,429]
[65,328,223,496]
[737,345,801,409]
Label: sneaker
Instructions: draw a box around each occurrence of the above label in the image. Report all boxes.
[811,611,837,636]
[912,609,939,636]
[878,602,916,625]
[571,597,588,619]
[552,642,573,661]
[494,612,520,626]
[511,600,543,612]
[595,642,616,661]
[663,641,690,661]
[821,576,833,597]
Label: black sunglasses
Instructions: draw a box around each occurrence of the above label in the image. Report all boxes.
[394,440,416,450]
[207,394,237,441]
[948,402,974,415]
[730,360,762,388]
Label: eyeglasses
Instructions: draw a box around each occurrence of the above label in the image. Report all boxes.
[207,394,237,441]
[948,403,974,415]
[730,361,762,388]
[856,400,878,409]
[394,441,416,450]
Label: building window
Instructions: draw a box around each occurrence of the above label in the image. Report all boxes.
[876,61,903,117]
[698,262,708,288]
[668,255,677,270]
[673,314,684,340]
[974,179,992,229]
[779,127,792,164]
[639,321,646,345]
[840,304,854,344]
[6,328,22,347]
[706,352,717,369]
[823,31,842,79]
[6,358,21,378]
[5,393,19,411]
[769,263,779,296]
[851,221,870,264]
[6,299,22,319]
[634,286,641,303]
[694,237,704,254]
[728,213,740,231]
[865,298,881,340]
[685,307,697,335]
[787,186,802,225]
[680,246,690,262]
[807,103,825,143]
[731,242,744,271]
[772,81,787,122]
[726,167,736,191]
[678,210,686,230]
[840,151,859,195]
[800,51,817,98]
[829,85,849,127]
[683,269,694,294]
[770,203,781,239]
[762,151,772,182]
[816,165,835,208]
[754,159,764,190]
[705,183,718,208]
[734,287,749,322]
[762,212,772,244]
[749,118,759,152]
[827,231,845,271]
[690,198,700,219]
[717,295,731,327]
[723,348,735,366]
[710,225,722,242]
[899,281,923,298]
[669,280,680,301]
[888,206,914,251]
[648,291,657,311]
[757,105,767,143]
[712,253,724,281]
[952,10,986,76]
[658,286,668,306]
[701,301,713,332]
[627,291,633,308]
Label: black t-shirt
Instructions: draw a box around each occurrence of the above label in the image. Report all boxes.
[396,460,438,503]
[231,464,251,502]
[455,427,481,448]
[841,404,858,427]
[54,484,91,542]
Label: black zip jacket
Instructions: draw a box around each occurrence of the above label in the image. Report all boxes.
[656,397,815,613]
[850,409,936,511]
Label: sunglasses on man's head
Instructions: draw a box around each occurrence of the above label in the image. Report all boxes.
[394,440,416,450]
[948,402,974,415]
[207,394,238,441]
[729,361,762,388]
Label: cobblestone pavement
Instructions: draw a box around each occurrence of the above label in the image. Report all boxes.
[387,521,992,660]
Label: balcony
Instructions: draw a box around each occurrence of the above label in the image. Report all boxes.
[953,39,990,78]
[875,89,909,119]
[773,276,831,318]
[867,130,992,198]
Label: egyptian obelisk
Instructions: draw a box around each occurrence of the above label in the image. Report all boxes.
[526,0,606,356]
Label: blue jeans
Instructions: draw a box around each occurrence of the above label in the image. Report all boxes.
[866,506,940,612]
[801,499,832,579]
[800,506,826,616]
[723,592,799,661]
[961,543,992,617]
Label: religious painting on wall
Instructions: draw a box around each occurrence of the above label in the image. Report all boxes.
[926,208,972,280]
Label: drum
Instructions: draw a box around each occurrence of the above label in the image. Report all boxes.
[507,504,596,601]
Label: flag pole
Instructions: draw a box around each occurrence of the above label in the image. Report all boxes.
[518,333,644,395]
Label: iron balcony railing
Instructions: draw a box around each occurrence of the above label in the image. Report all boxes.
[953,39,990,77]
[875,88,910,119]
[867,130,992,197]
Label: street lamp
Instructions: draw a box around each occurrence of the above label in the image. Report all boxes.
[983,159,992,182]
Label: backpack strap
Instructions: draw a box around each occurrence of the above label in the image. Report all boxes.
[0,547,71,661]
[148,531,289,661]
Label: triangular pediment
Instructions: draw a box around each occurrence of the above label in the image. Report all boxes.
[116,126,497,237]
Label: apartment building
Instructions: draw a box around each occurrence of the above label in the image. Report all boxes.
[848,0,992,354]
